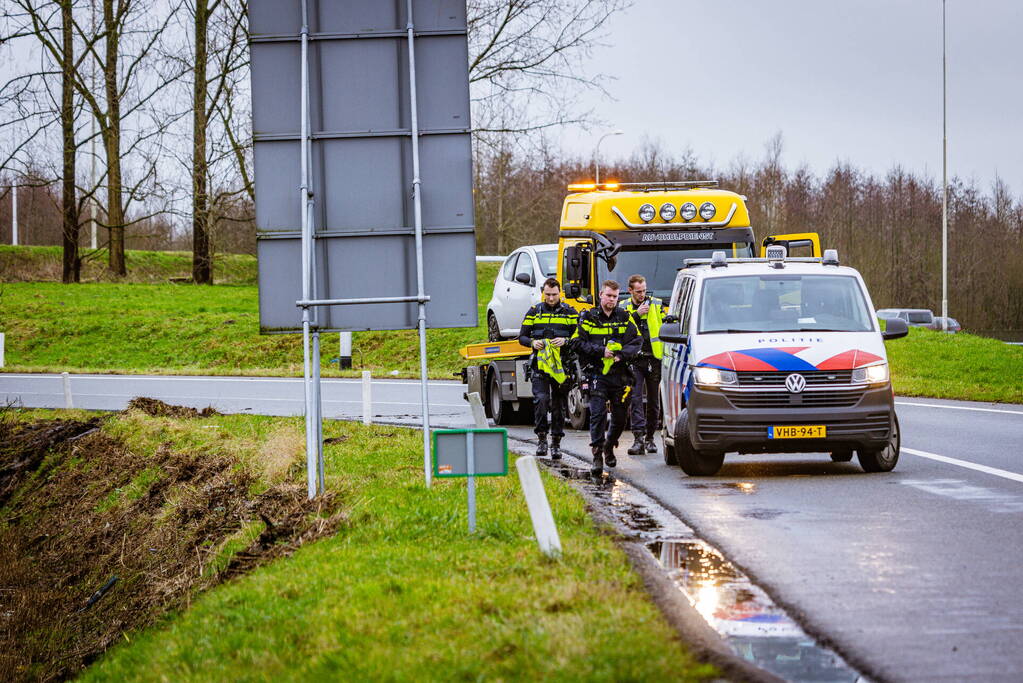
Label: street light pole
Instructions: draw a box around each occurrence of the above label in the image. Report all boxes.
[594,129,623,185]
[941,0,949,332]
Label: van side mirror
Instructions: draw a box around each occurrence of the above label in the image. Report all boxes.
[658,321,688,345]
[881,317,909,340]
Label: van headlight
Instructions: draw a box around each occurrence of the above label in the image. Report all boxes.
[852,363,889,384]
[693,366,738,386]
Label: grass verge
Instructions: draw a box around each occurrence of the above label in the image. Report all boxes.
[0,245,257,285]
[886,325,1023,403]
[1,407,715,681]
[0,262,500,379]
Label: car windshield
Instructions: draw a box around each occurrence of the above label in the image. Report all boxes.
[535,249,558,278]
[598,244,753,301]
[698,274,874,333]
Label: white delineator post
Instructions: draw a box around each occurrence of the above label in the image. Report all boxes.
[466,392,488,429]
[61,372,73,409]
[515,455,562,558]
[362,370,373,425]
[0,332,5,368]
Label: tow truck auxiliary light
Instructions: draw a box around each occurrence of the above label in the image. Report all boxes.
[638,203,656,222]
[699,202,717,220]
[659,203,677,221]
[680,202,697,221]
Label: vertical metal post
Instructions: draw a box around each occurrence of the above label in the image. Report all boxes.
[940,0,949,332]
[11,184,17,246]
[299,0,317,499]
[313,329,325,492]
[89,0,97,250]
[406,0,432,488]
[466,431,476,533]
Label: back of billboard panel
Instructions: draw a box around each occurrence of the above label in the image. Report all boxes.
[250,0,477,332]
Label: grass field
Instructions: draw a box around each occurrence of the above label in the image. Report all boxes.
[0,257,500,379]
[3,409,713,681]
[2,246,1021,401]
[0,245,257,285]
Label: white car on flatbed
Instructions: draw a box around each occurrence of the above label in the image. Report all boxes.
[486,244,558,341]
[657,248,909,476]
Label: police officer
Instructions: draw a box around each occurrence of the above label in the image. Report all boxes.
[518,277,578,460]
[621,274,665,455]
[572,280,640,476]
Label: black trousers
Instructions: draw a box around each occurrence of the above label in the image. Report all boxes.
[588,374,630,449]
[532,370,569,438]
[630,355,662,437]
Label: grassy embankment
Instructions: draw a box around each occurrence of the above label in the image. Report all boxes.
[3,407,714,681]
[0,245,497,379]
[2,245,1021,402]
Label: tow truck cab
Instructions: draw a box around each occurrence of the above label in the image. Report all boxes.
[460,180,822,427]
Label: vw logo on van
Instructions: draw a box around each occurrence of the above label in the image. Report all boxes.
[785,373,806,393]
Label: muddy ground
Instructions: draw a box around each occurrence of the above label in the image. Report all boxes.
[0,401,346,682]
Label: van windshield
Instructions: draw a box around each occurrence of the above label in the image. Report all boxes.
[598,244,754,301]
[698,274,874,333]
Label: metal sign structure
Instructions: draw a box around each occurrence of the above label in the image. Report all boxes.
[249,0,477,497]
[432,428,508,532]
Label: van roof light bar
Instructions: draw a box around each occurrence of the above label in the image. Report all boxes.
[823,249,840,266]
[710,251,728,268]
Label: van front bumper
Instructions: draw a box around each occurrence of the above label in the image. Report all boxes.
[686,383,895,454]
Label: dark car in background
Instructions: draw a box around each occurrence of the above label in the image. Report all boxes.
[928,316,961,333]
[876,308,936,327]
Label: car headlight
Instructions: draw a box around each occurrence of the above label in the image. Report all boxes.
[852,363,889,384]
[699,202,717,220]
[638,203,656,222]
[693,366,738,386]
[659,203,676,221]
[680,202,697,221]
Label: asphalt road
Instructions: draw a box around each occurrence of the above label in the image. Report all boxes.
[3,373,1022,681]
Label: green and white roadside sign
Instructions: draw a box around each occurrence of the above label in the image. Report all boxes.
[432,428,508,532]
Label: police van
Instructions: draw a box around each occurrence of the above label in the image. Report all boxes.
[657,247,909,476]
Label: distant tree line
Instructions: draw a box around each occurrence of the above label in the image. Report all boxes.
[473,136,1023,333]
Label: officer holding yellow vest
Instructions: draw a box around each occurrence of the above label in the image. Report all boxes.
[621,274,665,455]
[518,278,578,460]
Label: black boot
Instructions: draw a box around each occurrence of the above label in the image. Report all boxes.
[550,437,562,461]
[535,434,548,458]
[627,433,645,455]
[590,445,604,476]
[645,435,657,453]
[603,441,617,468]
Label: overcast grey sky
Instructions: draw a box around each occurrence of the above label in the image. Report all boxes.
[559,0,1023,194]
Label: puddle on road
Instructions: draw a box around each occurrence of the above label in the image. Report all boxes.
[551,458,865,682]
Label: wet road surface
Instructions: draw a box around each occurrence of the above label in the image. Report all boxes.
[4,375,1022,680]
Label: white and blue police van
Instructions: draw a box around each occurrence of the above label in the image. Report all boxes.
[657,247,909,476]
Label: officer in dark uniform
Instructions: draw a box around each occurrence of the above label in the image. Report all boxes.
[518,277,578,460]
[621,274,666,455]
[572,280,640,476]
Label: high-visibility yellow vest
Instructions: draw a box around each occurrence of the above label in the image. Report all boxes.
[625,297,665,359]
[602,341,622,374]
[537,340,567,384]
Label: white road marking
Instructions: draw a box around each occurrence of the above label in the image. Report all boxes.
[902,447,1023,484]
[896,400,1023,416]
[898,478,1023,513]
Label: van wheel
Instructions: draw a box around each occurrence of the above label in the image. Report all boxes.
[487,313,502,342]
[830,450,854,462]
[488,369,517,426]
[857,414,900,472]
[675,409,724,476]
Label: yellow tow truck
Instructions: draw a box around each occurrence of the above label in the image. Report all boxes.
[459,180,820,426]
